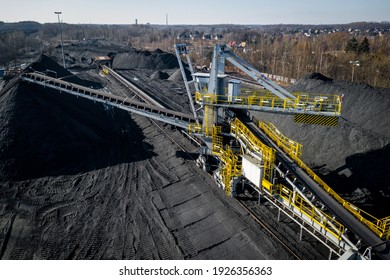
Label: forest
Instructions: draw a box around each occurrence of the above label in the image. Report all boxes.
[1,21,390,88]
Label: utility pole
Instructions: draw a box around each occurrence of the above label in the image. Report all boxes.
[55,11,66,69]
[350,60,360,82]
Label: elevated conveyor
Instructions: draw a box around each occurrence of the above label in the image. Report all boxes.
[175,43,389,257]
[102,66,166,108]
[242,118,390,259]
[20,72,196,129]
[227,119,355,255]
[259,121,390,240]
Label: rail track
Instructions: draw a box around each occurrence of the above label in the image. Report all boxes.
[107,68,305,260]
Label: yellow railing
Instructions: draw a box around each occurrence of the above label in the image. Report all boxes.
[195,91,342,115]
[278,184,345,240]
[212,126,242,196]
[221,147,242,196]
[204,105,214,136]
[259,178,345,239]
[212,126,223,156]
[258,120,390,240]
[230,118,275,181]
[188,123,203,134]
[260,122,303,157]
[261,180,345,239]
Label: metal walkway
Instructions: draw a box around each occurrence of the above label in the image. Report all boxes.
[227,118,354,257]
[242,118,390,259]
[19,70,389,258]
[20,72,196,129]
[259,121,390,240]
[195,91,341,117]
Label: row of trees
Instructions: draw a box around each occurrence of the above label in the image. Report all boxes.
[0,31,42,66]
[1,23,390,88]
[345,37,370,54]
[228,32,390,88]
[187,31,390,88]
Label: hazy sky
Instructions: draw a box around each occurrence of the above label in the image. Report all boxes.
[1,0,389,25]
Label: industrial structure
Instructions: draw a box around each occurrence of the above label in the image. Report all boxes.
[20,43,390,260]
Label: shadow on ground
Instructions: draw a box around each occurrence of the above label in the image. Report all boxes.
[322,144,390,217]
[0,82,155,181]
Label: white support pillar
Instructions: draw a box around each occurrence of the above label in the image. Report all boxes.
[300,226,303,241]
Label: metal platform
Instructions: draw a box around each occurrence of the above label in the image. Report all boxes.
[243,119,390,259]
[20,67,389,259]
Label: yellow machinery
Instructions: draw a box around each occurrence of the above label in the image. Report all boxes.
[174,43,390,258]
[22,43,389,260]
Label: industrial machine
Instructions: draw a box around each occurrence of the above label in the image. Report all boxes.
[173,43,389,259]
[174,43,341,194]
[20,43,389,259]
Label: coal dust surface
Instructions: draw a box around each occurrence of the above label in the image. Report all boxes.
[0,54,297,260]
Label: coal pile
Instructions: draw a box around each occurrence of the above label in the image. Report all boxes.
[112,48,179,70]
[168,68,192,82]
[251,73,390,216]
[150,70,169,80]
[0,58,145,182]
[53,39,132,69]
[27,54,102,88]
[0,55,300,260]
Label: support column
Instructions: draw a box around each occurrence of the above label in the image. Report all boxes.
[300,226,303,241]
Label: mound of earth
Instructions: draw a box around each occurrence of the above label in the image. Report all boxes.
[53,38,132,69]
[0,81,145,182]
[250,73,390,216]
[168,68,192,82]
[27,54,102,88]
[112,48,179,70]
[150,70,169,80]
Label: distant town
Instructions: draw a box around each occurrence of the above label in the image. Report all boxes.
[1,21,390,87]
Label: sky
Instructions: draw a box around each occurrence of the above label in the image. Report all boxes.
[0,0,389,25]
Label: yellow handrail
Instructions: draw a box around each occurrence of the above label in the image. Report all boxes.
[258,120,390,240]
[231,118,276,181]
[260,122,303,157]
[276,184,345,240]
[212,126,242,196]
[195,91,342,115]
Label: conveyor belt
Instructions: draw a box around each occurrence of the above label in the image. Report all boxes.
[243,119,390,259]
[102,66,166,108]
[20,72,196,129]
[20,71,388,258]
